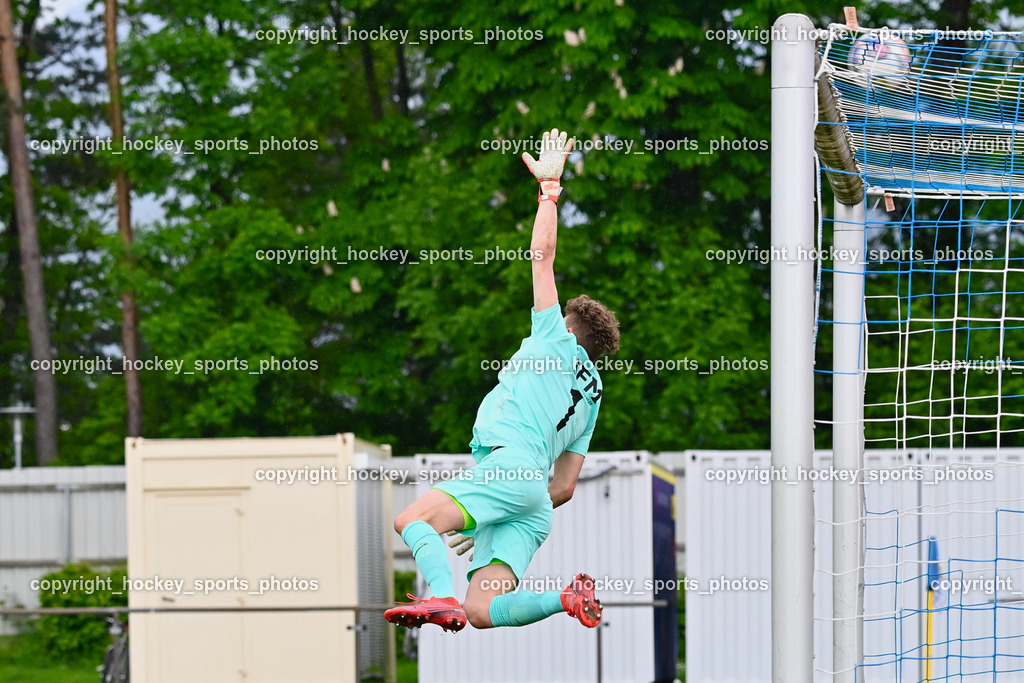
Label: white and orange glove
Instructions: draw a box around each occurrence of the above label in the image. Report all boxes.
[521,128,575,203]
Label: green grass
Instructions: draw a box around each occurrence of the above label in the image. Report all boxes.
[1,630,409,683]
[394,570,418,682]
[397,656,417,682]
[0,635,99,683]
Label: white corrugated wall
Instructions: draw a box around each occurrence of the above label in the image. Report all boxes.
[684,450,771,683]
[0,465,126,634]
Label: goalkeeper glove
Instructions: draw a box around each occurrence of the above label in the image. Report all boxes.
[445,530,474,561]
[521,128,575,203]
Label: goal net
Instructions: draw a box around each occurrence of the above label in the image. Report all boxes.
[814,23,1024,682]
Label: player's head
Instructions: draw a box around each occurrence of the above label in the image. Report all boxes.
[564,294,620,359]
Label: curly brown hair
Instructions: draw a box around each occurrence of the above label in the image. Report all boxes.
[564,294,621,359]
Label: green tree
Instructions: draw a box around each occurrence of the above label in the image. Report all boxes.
[6,0,1017,464]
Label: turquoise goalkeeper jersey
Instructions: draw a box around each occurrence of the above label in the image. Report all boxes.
[469,304,603,470]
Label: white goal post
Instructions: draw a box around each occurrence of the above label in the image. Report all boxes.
[771,12,872,678]
[770,14,819,683]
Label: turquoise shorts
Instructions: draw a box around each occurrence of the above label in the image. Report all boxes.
[433,448,553,581]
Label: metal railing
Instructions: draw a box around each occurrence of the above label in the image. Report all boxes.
[1,599,669,683]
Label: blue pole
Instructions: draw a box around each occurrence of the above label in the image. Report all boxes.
[925,536,939,682]
[927,536,940,593]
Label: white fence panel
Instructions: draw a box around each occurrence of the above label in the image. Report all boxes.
[0,465,126,634]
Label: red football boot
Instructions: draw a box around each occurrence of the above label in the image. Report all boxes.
[561,573,603,628]
[384,594,467,633]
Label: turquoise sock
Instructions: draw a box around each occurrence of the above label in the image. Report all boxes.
[401,521,456,599]
[488,590,564,627]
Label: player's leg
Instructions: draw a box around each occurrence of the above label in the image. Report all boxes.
[461,560,522,628]
[393,489,469,599]
[393,449,539,603]
[385,489,472,632]
[463,558,569,629]
[394,488,469,536]
[387,449,550,631]
[472,570,603,629]
[461,507,603,629]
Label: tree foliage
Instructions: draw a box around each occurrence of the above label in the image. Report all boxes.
[0,0,1016,463]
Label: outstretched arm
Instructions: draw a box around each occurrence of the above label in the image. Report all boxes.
[530,202,558,312]
[522,128,574,313]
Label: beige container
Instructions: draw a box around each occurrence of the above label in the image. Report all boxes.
[125,434,395,683]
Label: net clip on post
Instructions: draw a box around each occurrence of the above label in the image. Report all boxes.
[844,7,859,30]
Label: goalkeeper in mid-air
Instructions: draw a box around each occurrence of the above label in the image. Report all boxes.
[385,128,620,633]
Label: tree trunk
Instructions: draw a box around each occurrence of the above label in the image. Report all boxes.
[395,42,410,117]
[0,0,58,464]
[327,2,383,121]
[104,0,142,437]
[359,38,383,121]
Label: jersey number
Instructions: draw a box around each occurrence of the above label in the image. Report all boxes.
[557,389,584,431]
